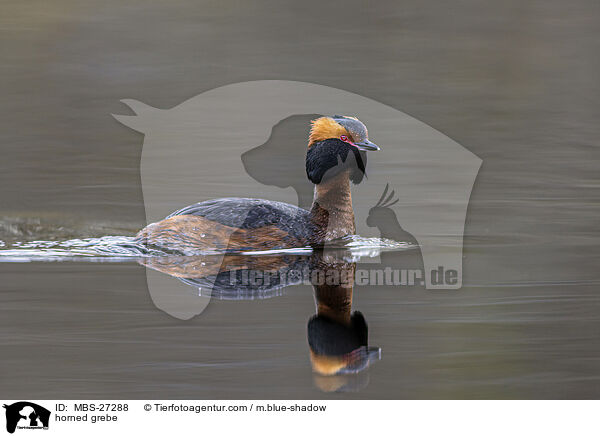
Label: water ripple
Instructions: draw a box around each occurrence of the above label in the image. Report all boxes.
[0,234,416,262]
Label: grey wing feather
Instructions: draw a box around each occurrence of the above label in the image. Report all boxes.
[167,197,311,235]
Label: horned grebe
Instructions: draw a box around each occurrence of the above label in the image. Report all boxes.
[134,115,380,253]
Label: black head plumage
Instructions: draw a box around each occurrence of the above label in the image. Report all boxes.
[306,139,367,185]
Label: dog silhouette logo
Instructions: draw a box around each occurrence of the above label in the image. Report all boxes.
[241,114,320,210]
[3,402,50,434]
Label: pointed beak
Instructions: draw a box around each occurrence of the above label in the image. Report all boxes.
[355,140,380,151]
[366,346,382,364]
[337,346,382,374]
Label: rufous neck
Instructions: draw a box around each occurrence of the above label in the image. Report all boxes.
[313,261,355,325]
[309,171,355,241]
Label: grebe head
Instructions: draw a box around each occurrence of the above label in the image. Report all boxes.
[308,311,381,376]
[306,116,380,185]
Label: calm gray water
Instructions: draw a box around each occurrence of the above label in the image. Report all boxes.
[1,0,599,398]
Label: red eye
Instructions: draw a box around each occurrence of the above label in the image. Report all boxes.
[340,135,348,142]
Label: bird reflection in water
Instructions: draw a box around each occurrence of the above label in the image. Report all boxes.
[307,252,381,392]
[139,250,381,392]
